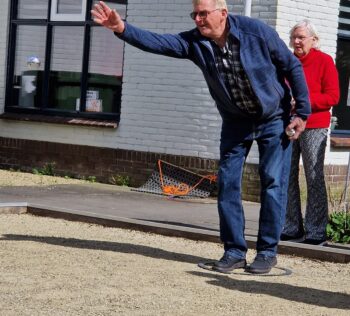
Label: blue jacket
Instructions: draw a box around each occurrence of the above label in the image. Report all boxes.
[118,14,311,122]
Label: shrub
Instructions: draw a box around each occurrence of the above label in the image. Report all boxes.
[326,211,350,244]
[109,175,130,186]
[32,162,56,176]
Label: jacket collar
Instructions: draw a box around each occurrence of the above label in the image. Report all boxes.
[227,14,240,39]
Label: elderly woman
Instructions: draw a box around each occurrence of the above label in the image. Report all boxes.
[281,20,340,245]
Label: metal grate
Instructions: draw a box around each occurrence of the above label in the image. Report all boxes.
[132,160,217,198]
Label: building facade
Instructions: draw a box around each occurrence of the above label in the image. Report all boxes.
[0,0,348,201]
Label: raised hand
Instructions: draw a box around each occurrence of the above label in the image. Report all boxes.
[91,1,125,34]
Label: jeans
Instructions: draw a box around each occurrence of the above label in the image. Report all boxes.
[218,117,292,259]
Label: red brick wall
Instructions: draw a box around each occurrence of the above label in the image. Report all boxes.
[241,163,350,202]
[0,137,218,188]
[0,137,348,202]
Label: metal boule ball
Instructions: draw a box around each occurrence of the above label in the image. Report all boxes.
[286,128,296,137]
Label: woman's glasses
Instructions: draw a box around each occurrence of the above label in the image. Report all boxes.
[291,36,313,42]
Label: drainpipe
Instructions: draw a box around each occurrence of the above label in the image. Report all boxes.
[244,0,252,17]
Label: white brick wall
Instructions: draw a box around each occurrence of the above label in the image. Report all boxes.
[275,0,349,165]
[0,0,347,164]
[118,0,220,158]
[276,0,339,57]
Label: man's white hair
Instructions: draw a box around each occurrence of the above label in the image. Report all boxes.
[192,0,228,10]
[289,19,321,50]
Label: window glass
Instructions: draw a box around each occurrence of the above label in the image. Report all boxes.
[86,27,124,113]
[51,0,87,21]
[57,0,83,14]
[333,39,350,132]
[48,26,85,111]
[13,25,46,108]
[338,0,350,37]
[17,0,48,19]
[6,0,126,118]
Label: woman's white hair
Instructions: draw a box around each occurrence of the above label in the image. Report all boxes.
[192,0,228,10]
[289,19,321,50]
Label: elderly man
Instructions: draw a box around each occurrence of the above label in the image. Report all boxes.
[91,0,311,274]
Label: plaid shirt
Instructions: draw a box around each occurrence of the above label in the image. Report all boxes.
[212,36,261,116]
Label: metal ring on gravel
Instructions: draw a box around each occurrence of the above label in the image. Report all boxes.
[198,261,292,276]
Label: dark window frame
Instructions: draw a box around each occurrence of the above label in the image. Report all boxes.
[5,0,127,122]
[332,0,350,136]
[332,35,350,136]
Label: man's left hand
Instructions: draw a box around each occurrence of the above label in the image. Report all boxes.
[285,116,306,140]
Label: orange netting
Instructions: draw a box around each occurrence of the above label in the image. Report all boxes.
[158,160,217,196]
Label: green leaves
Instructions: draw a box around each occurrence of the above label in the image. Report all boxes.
[109,174,130,186]
[32,162,56,176]
[327,211,350,243]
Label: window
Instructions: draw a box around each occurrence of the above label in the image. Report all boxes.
[5,0,127,121]
[50,0,87,21]
[333,0,350,134]
[333,39,350,133]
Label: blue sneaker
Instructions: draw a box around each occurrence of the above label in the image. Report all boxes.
[245,255,277,274]
[212,253,247,273]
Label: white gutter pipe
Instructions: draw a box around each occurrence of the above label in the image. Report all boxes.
[244,0,252,17]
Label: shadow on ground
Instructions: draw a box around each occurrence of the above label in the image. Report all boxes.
[2,233,349,310]
[0,233,211,264]
[188,270,350,309]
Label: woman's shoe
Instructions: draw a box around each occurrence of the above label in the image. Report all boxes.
[280,233,304,241]
[299,238,326,246]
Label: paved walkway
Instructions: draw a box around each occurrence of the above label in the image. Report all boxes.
[0,183,260,236]
[0,182,349,263]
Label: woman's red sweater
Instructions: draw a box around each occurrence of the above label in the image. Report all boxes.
[297,48,340,128]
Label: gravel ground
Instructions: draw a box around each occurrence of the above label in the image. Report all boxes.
[0,170,349,315]
[0,169,90,186]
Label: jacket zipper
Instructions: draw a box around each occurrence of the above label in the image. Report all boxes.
[200,40,232,102]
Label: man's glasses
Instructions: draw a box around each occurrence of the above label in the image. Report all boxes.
[190,9,220,20]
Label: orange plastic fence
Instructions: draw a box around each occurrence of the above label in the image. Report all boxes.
[158,160,217,196]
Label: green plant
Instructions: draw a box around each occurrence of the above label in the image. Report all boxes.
[32,162,56,176]
[109,174,130,186]
[86,176,96,183]
[326,211,350,243]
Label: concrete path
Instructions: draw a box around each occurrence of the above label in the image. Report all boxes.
[0,183,349,263]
